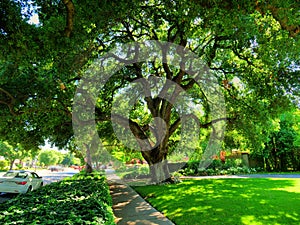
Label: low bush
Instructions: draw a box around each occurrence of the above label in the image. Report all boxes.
[222,158,242,169]
[0,171,115,225]
[117,165,150,179]
[179,159,260,176]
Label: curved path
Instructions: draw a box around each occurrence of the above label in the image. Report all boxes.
[106,169,175,225]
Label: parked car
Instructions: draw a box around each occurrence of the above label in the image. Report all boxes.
[70,165,84,170]
[48,165,64,172]
[0,170,43,194]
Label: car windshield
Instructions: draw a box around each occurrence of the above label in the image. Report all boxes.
[2,171,28,178]
[2,172,17,177]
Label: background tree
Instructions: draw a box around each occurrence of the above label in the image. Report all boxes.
[38,149,63,167]
[60,152,81,166]
[264,110,300,171]
[0,141,34,170]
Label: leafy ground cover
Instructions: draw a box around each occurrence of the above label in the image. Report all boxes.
[0,171,115,225]
[134,178,300,225]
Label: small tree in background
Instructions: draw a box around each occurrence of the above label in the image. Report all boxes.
[61,153,81,166]
[0,141,32,170]
[38,150,64,167]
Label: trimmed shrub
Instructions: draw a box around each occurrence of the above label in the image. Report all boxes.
[0,171,115,225]
[182,161,201,174]
[178,159,261,176]
[207,159,223,170]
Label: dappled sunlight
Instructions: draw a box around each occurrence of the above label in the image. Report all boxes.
[158,195,176,201]
[241,215,264,225]
[284,212,299,221]
[168,208,184,219]
[241,211,300,225]
[134,178,300,225]
[270,178,300,193]
[259,199,267,204]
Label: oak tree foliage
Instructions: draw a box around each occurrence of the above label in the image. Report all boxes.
[0,0,299,182]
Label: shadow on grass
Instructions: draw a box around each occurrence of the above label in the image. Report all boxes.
[134,178,300,225]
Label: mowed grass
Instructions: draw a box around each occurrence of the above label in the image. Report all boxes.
[133,178,300,225]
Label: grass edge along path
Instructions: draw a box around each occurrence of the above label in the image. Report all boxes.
[134,178,300,225]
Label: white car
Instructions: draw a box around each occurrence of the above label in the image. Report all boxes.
[0,170,43,194]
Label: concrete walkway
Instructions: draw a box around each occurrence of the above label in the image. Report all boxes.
[106,172,175,225]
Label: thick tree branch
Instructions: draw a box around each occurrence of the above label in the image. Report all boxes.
[200,117,229,128]
[167,24,178,42]
[111,114,153,151]
[62,0,75,37]
[169,118,181,136]
[0,100,18,116]
[0,87,14,102]
[181,78,196,90]
[121,21,136,41]
[107,42,140,64]
[0,87,19,116]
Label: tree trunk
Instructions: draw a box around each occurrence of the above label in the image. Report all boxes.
[84,144,93,173]
[149,160,171,184]
[280,152,288,172]
[85,163,93,173]
[142,149,172,184]
[9,159,15,170]
[295,150,300,171]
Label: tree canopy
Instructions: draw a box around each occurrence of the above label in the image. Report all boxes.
[0,0,299,182]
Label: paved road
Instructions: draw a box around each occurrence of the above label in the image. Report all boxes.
[38,169,79,185]
[0,169,78,203]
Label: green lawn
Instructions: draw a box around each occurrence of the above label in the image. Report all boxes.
[133,178,300,225]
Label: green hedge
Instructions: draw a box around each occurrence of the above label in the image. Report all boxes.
[0,171,115,225]
[178,159,263,176]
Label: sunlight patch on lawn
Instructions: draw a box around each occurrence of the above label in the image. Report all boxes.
[168,208,184,218]
[259,199,267,204]
[270,178,300,193]
[158,195,176,201]
[185,206,212,213]
[241,215,264,225]
[284,212,299,221]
